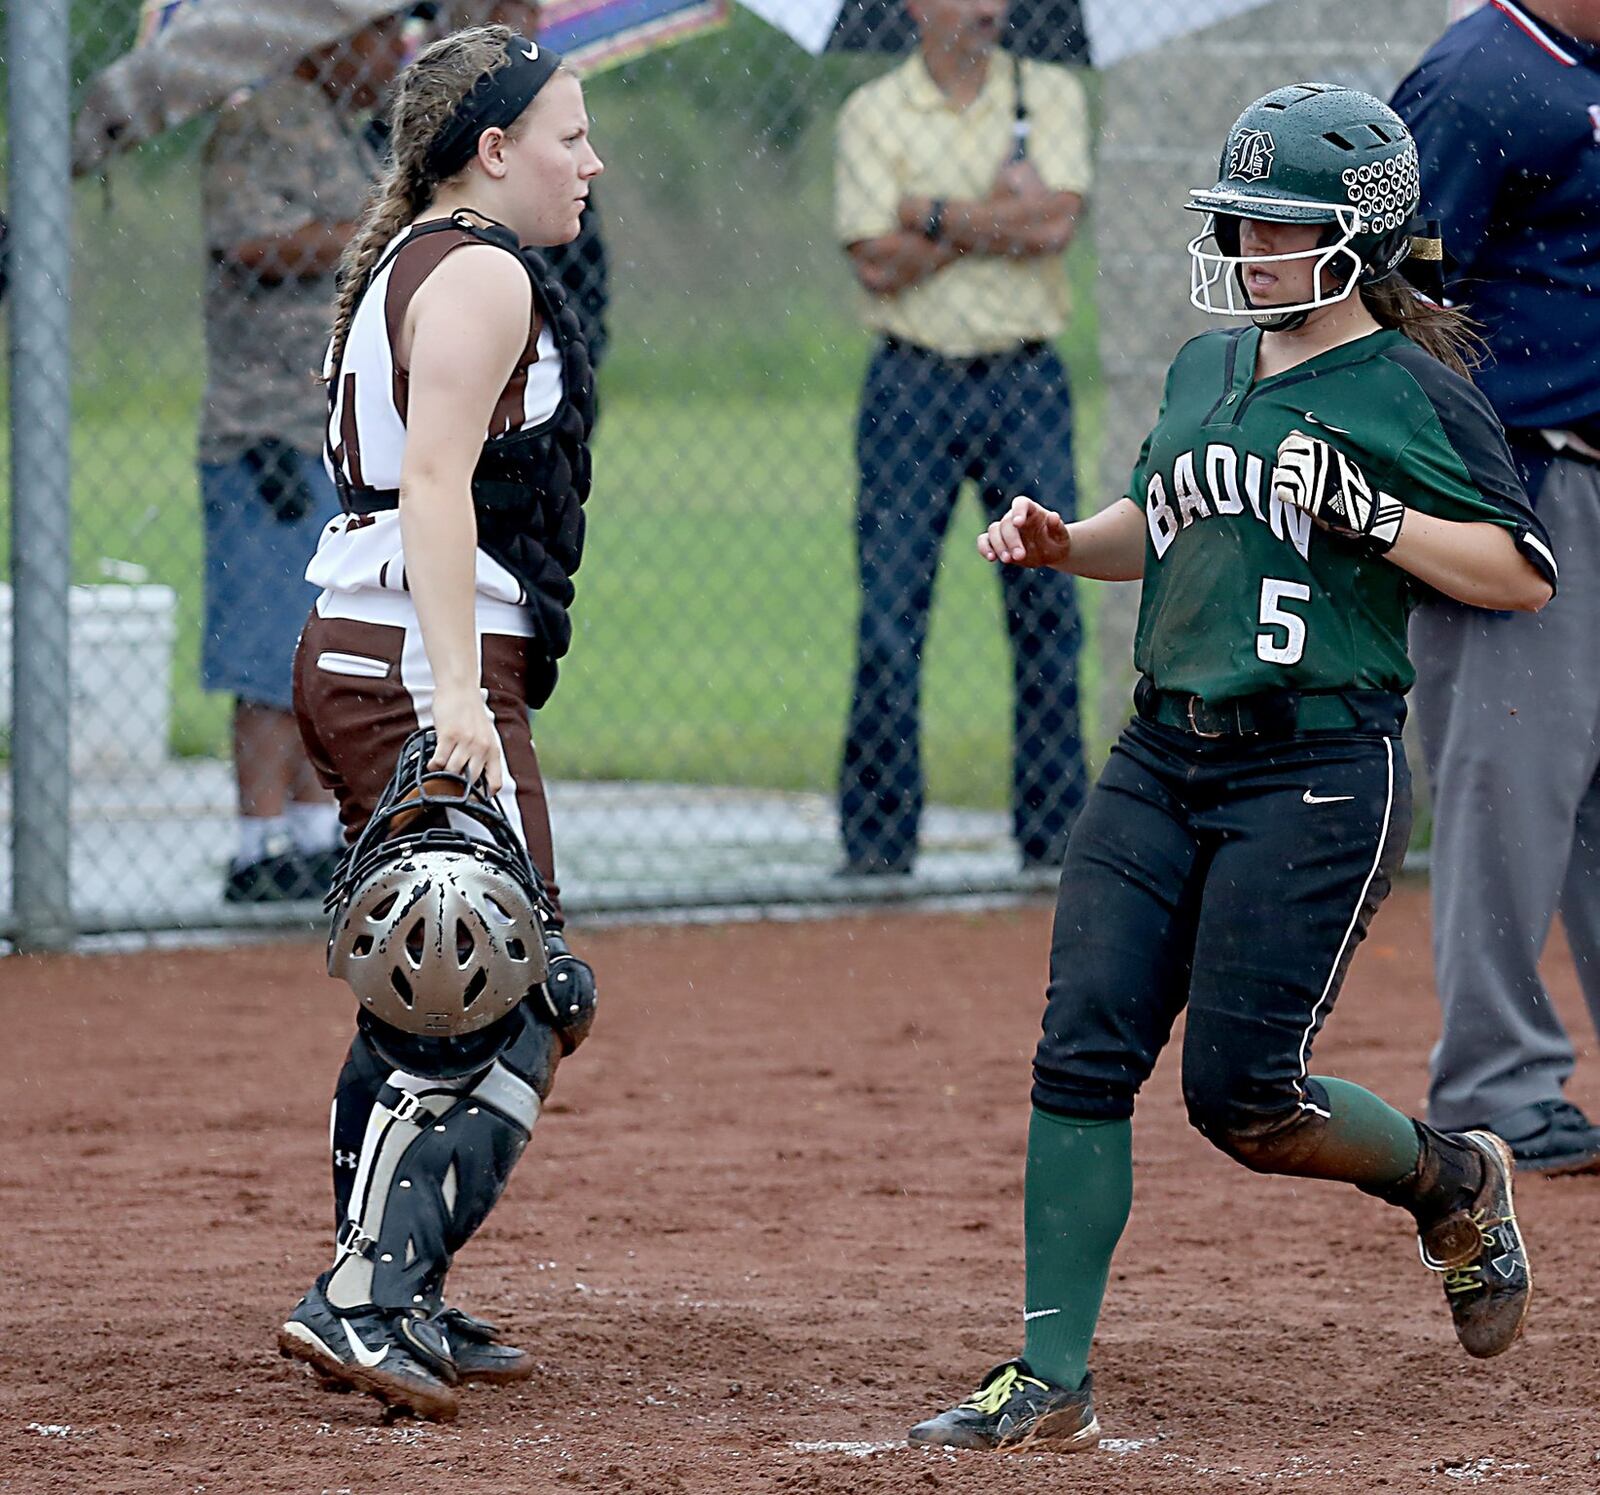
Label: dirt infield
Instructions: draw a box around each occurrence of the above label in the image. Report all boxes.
[7,883,1600,1493]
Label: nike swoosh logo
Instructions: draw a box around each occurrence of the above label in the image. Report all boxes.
[1023,1308,1061,1322]
[1302,412,1352,436]
[521,42,540,61]
[1303,790,1355,805]
[340,1319,390,1368]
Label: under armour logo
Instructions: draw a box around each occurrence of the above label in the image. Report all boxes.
[1230,128,1275,183]
[334,1149,359,1169]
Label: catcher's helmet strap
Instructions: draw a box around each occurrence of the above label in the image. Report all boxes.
[324,727,555,1043]
[329,726,547,915]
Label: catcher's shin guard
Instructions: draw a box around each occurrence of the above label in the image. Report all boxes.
[330,1005,565,1231]
[324,1018,560,1313]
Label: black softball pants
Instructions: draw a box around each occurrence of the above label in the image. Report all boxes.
[1033,716,1411,1148]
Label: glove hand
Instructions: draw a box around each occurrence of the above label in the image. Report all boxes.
[540,928,596,1054]
[1271,430,1405,552]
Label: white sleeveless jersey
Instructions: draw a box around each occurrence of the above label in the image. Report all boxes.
[307,221,563,635]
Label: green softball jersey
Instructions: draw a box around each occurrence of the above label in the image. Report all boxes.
[1128,325,1558,702]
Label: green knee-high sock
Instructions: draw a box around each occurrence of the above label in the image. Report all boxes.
[1022,1108,1133,1392]
[1307,1076,1422,1188]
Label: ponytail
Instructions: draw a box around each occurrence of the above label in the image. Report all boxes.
[324,25,518,378]
[1358,228,1484,380]
[1360,277,1485,380]
[327,159,432,376]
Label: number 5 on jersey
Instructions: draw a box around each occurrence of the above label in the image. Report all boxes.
[1257,577,1310,665]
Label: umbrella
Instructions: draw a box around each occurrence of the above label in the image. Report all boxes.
[539,0,730,74]
[1081,0,1274,69]
[73,0,423,175]
[738,0,1088,63]
[74,0,728,176]
[741,0,1291,66]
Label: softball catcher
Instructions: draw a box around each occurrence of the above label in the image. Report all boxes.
[277,25,602,1421]
[911,84,1555,1453]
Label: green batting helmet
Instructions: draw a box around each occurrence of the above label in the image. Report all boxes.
[1187,83,1422,327]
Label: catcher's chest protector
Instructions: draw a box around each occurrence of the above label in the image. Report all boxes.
[326,216,596,704]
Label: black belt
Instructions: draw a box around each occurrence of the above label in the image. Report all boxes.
[343,485,398,516]
[882,336,1049,374]
[341,479,530,516]
[1134,678,1405,739]
[1508,429,1600,485]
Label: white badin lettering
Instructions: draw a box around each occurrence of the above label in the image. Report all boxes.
[1204,443,1244,515]
[1172,451,1211,528]
[1153,446,1311,560]
[1146,472,1178,558]
[1242,453,1267,522]
[1270,493,1313,560]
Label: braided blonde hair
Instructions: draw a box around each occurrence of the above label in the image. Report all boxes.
[326,25,517,376]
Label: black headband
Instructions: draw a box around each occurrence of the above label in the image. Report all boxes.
[425,36,563,180]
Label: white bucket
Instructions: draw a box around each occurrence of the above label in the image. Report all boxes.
[0,583,179,775]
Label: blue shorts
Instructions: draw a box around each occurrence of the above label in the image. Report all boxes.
[200,450,340,711]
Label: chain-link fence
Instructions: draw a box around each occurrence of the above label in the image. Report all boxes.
[3,0,1453,944]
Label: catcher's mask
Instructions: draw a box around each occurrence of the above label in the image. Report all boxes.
[326,729,552,1041]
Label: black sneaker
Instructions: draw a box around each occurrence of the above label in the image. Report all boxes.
[1489,1100,1600,1176]
[837,856,913,877]
[432,1306,533,1385]
[224,848,305,903]
[908,1359,1099,1452]
[224,840,328,903]
[1419,1131,1532,1359]
[278,1280,460,1420]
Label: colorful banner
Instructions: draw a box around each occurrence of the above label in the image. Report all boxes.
[540,0,730,74]
[137,0,199,46]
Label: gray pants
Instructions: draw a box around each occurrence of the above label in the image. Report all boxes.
[1409,456,1600,1130]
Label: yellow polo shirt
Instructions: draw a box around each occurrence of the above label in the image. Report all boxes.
[835,54,1091,358]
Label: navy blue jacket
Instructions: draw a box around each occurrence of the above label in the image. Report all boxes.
[1392,0,1600,453]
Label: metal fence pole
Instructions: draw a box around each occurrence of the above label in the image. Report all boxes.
[7,0,76,950]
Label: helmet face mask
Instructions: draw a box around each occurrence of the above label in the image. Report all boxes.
[1186,83,1421,329]
[326,729,553,1042]
[1188,198,1365,321]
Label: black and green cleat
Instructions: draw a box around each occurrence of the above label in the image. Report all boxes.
[908,1359,1100,1452]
